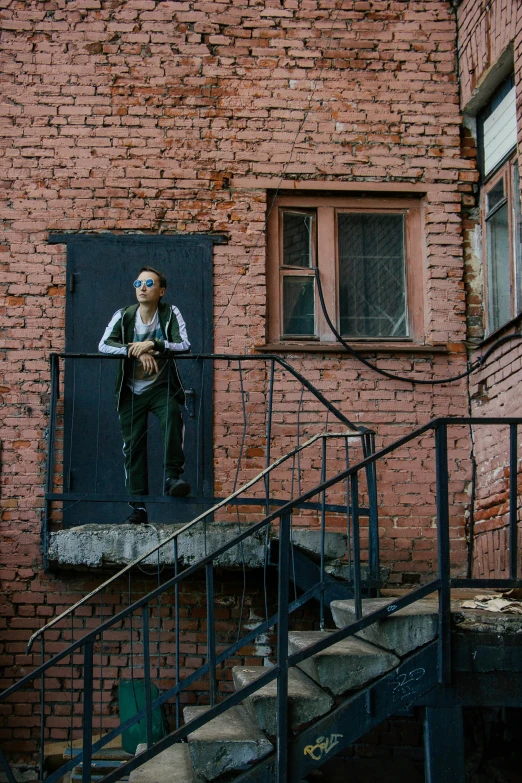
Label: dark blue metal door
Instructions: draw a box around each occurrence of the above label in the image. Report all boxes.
[50,233,219,527]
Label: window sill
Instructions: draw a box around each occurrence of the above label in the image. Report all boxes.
[255,342,451,355]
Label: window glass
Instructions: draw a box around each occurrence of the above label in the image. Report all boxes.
[338,212,407,338]
[486,200,511,333]
[282,211,313,268]
[514,163,522,315]
[486,178,505,213]
[282,275,315,336]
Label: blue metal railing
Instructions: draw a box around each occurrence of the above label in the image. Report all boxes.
[1,417,521,783]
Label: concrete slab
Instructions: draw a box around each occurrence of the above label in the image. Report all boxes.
[290,529,346,560]
[183,705,273,781]
[129,744,200,783]
[48,523,266,570]
[232,665,333,734]
[330,598,439,657]
[288,631,399,695]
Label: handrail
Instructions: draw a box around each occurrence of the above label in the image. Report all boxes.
[29,430,357,653]
[49,352,368,434]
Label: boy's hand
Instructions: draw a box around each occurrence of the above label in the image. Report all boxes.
[138,353,159,376]
[128,340,155,358]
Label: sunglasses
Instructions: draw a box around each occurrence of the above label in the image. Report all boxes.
[133,278,156,289]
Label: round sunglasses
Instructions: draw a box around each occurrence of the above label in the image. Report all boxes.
[133,278,156,289]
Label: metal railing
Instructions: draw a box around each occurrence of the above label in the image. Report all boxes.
[43,353,377,559]
[1,417,521,783]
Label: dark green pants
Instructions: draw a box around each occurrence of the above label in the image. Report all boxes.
[119,383,185,496]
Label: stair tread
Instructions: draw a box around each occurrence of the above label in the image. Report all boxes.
[184,705,272,745]
[183,705,273,781]
[232,665,334,733]
[129,744,200,783]
[288,631,399,695]
[330,598,439,618]
[65,747,132,760]
[330,598,439,657]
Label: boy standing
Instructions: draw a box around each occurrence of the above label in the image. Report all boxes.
[99,266,190,524]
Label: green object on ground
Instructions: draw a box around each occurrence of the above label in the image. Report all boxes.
[118,679,167,755]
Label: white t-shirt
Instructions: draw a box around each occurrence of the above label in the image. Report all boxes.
[126,309,167,395]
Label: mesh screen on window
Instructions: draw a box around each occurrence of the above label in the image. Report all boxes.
[338,212,407,338]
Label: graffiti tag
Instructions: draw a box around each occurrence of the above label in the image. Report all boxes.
[391,667,426,701]
[304,733,343,761]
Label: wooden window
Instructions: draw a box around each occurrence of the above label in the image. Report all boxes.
[482,157,522,335]
[267,194,425,345]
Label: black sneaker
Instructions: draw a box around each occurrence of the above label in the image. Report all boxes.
[165,477,191,497]
[126,505,148,525]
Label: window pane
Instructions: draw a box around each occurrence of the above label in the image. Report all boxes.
[487,178,505,214]
[514,163,522,315]
[486,201,511,332]
[338,213,407,338]
[282,211,312,267]
[282,276,315,335]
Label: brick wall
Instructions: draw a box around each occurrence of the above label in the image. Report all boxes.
[0,0,474,760]
[457,0,522,578]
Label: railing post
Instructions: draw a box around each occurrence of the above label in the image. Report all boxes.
[351,472,362,620]
[435,423,451,685]
[320,437,327,630]
[265,358,275,516]
[173,538,180,729]
[206,562,217,707]
[142,606,153,748]
[277,512,291,783]
[43,354,59,570]
[39,638,46,782]
[365,432,380,594]
[82,639,94,783]
[509,424,518,580]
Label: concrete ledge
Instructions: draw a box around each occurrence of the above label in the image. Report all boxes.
[48,523,267,570]
[47,524,350,571]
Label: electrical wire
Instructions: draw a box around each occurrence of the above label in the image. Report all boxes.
[314,266,522,386]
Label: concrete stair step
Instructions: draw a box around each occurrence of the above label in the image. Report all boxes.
[232,665,334,734]
[330,598,438,656]
[183,705,273,781]
[288,631,399,695]
[129,743,201,783]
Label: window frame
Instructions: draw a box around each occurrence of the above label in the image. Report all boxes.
[482,154,522,336]
[267,193,425,346]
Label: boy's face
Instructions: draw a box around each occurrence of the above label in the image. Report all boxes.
[134,271,166,306]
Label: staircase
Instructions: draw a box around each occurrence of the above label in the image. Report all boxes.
[1,414,522,783]
[129,598,439,782]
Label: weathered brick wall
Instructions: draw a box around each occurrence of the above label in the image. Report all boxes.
[0,0,473,760]
[457,0,522,578]
[458,0,518,108]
